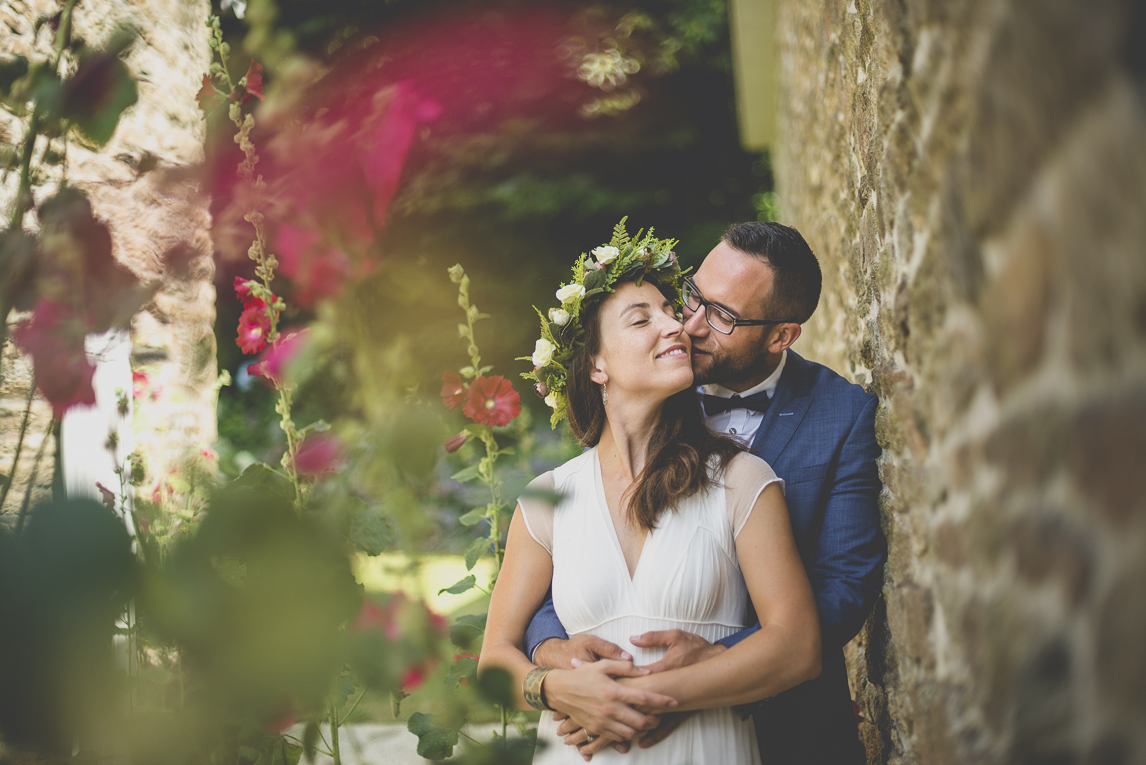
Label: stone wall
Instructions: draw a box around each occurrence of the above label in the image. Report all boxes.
[775,0,1146,762]
[0,0,215,514]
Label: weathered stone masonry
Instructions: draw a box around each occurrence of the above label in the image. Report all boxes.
[775,0,1146,762]
[0,0,215,513]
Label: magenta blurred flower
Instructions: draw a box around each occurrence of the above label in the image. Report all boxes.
[293,433,343,477]
[235,304,270,354]
[275,224,350,308]
[132,370,149,399]
[248,328,308,386]
[12,299,96,417]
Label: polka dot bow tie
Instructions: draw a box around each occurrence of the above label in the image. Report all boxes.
[701,390,773,416]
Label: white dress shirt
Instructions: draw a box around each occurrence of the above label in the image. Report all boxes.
[701,350,787,445]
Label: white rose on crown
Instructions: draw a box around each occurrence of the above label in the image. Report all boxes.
[544,391,559,409]
[592,245,619,264]
[532,338,556,367]
[548,307,571,326]
[556,284,586,304]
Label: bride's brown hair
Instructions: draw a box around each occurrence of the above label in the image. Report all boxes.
[565,281,744,530]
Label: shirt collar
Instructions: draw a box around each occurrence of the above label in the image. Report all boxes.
[701,350,787,400]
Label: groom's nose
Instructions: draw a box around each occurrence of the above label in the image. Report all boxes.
[682,304,709,339]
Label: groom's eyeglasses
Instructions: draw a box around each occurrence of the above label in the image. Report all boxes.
[682,277,793,335]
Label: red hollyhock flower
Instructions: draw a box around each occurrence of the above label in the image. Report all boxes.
[12,299,97,417]
[293,433,343,477]
[462,375,521,427]
[440,371,466,411]
[248,328,308,386]
[235,305,271,354]
[353,593,406,641]
[241,60,264,102]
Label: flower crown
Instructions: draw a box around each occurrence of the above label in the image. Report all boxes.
[520,218,683,427]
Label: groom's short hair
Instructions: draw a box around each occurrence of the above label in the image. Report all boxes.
[723,221,822,325]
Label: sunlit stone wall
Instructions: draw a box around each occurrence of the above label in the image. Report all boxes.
[0,0,214,514]
[775,0,1146,762]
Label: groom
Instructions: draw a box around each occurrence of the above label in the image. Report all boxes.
[524,221,885,763]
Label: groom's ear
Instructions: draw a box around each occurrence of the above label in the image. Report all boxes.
[767,323,802,354]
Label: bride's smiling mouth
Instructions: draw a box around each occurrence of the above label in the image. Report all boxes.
[656,344,689,360]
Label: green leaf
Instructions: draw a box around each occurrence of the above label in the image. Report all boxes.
[224,462,294,503]
[334,672,356,707]
[0,56,28,101]
[497,447,516,456]
[447,655,479,687]
[450,464,481,483]
[390,689,403,718]
[464,537,489,571]
[348,502,394,556]
[62,53,138,147]
[438,574,475,596]
[407,712,460,761]
[458,506,486,527]
[450,613,487,648]
[302,721,319,763]
[477,666,515,708]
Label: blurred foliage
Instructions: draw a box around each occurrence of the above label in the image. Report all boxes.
[212,0,772,473]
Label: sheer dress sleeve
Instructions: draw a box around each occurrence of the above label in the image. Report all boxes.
[517,470,556,554]
[723,452,786,538]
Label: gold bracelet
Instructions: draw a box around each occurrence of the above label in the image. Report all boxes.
[522,666,555,711]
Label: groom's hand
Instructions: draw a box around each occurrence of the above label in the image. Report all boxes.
[534,635,632,669]
[638,711,695,749]
[630,629,727,673]
[542,658,677,745]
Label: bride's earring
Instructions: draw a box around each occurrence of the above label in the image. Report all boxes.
[602,382,608,407]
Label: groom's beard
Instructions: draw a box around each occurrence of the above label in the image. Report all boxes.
[690,339,771,388]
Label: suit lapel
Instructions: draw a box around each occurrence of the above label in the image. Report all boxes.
[750,351,813,465]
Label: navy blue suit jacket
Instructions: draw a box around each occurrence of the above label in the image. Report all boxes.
[523,351,885,764]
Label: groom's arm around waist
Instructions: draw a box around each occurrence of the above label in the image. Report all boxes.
[718,393,885,654]
[524,587,567,661]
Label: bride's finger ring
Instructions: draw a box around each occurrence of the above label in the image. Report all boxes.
[584,732,598,744]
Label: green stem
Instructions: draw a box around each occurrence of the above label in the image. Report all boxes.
[329,703,342,765]
[343,686,369,722]
[276,386,305,510]
[0,378,35,511]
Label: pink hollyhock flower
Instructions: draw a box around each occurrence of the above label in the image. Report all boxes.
[401,664,428,692]
[353,594,405,641]
[132,371,149,399]
[443,432,468,453]
[248,328,308,386]
[235,305,271,354]
[199,447,217,461]
[95,482,116,510]
[275,225,350,308]
[293,433,343,477]
[12,299,96,417]
[462,375,521,427]
[440,371,466,411]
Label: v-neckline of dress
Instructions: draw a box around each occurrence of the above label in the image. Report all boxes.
[591,447,658,584]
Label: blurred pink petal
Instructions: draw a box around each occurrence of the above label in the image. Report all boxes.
[248,328,309,386]
[293,433,343,477]
[12,299,96,418]
[275,224,350,307]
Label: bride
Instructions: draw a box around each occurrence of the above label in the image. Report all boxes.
[478,224,821,763]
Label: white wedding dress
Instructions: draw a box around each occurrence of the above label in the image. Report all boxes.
[519,447,784,765]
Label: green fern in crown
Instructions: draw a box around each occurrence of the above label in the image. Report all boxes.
[518,217,685,428]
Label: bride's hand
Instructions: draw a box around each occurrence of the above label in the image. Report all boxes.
[543,658,678,745]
